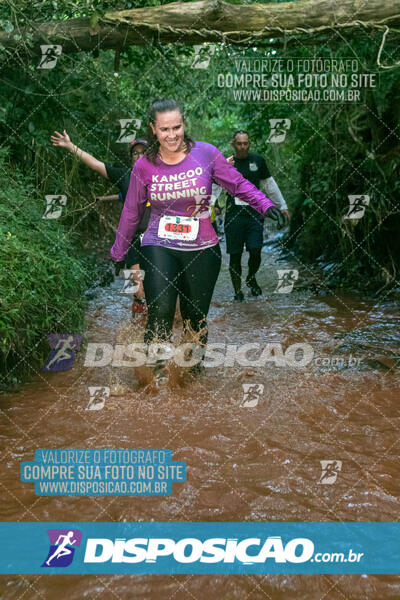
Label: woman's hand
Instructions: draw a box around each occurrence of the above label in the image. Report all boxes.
[51,129,72,150]
[265,205,286,229]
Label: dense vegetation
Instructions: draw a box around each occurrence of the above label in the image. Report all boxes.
[0,0,399,383]
[0,148,94,385]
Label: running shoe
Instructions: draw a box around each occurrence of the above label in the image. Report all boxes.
[246,278,262,296]
[153,360,169,388]
[189,361,205,376]
[234,290,245,302]
[184,343,206,375]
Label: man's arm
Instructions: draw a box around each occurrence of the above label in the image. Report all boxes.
[51,130,108,178]
[260,177,287,210]
[260,177,290,221]
[259,154,290,220]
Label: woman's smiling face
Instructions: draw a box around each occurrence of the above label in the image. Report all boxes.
[150,109,185,154]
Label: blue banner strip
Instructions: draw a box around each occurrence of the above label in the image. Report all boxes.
[1,522,399,574]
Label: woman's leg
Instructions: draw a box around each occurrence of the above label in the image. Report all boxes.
[140,246,180,343]
[178,244,221,346]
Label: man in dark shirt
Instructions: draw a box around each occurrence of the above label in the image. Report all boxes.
[223,130,289,301]
[50,131,149,303]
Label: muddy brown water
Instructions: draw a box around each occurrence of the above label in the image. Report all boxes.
[1,242,400,599]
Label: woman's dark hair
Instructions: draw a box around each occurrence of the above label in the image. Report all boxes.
[145,98,194,164]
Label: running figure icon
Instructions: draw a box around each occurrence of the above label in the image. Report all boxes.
[44,335,75,370]
[275,270,298,293]
[42,334,82,372]
[45,531,77,566]
[318,460,342,484]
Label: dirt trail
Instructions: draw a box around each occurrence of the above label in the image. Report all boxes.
[1,241,400,599]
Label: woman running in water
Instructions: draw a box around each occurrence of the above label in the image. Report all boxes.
[111,98,284,383]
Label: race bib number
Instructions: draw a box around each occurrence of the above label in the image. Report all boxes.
[234,197,248,206]
[158,215,199,241]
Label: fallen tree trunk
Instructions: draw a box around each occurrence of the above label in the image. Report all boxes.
[1,0,400,55]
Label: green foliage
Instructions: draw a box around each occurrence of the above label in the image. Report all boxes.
[226,41,400,289]
[0,2,399,390]
[1,28,399,292]
[0,149,93,385]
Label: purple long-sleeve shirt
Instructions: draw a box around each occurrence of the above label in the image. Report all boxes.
[111,141,275,260]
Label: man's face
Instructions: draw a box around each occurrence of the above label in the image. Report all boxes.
[232,133,250,159]
[130,143,146,166]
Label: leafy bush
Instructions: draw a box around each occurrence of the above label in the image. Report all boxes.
[0,148,93,386]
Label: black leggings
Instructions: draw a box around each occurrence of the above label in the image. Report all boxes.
[229,248,262,293]
[140,244,221,345]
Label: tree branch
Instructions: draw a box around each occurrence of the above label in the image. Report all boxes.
[1,0,400,56]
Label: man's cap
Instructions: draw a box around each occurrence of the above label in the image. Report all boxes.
[130,138,148,148]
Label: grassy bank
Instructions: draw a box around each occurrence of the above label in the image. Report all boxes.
[0,149,95,388]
